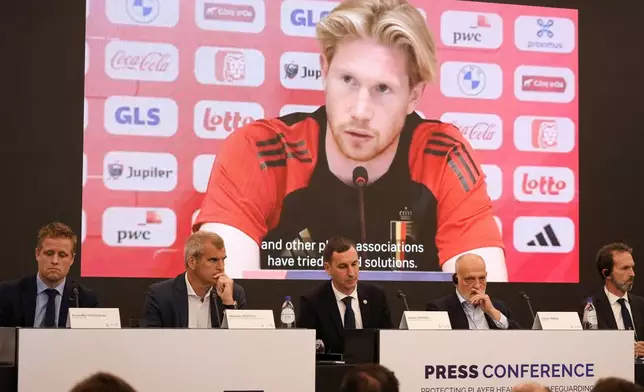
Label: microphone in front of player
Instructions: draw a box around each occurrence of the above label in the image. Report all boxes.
[352,166,369,263]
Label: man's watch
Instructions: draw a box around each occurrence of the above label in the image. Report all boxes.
[223,301,238,310]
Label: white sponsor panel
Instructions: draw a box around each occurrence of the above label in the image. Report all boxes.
[102,207,176,247]
[86,0,90,19]
[279,104,319,116]
[195,46,265,86]
[514,65,575,103]
[81,210,87,243]
[440,112,502,150]
[513,166,575,203]
[380,330,633,391]
[514,116,575,153]
[280,52,324,91]
[194,101,263,139]
[196,0,266,33]
[84,98,88,131]
[280,0,339,37]
[104,96,178,137]
[103,151,178,192]
[193,155,217,193]
[440,62,503,100]
[513,216,575,253]
[515,16,576,53]
[105,40,179,82]
[83,154,88,187]
[440,11,503,49]
[85,42,89,75]
[105,0,179,27]
[481,164,502,201]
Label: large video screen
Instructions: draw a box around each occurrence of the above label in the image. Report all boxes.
[82,0,578,282]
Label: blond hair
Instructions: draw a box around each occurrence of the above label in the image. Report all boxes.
[316,0,437,86]
[184,231,225,267]
[37,221,77,255]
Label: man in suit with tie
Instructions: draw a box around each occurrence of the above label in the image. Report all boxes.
[142,231,247,328]
[426,253,520,330]
[587,242,644,357]
[297,237,393,354]
[0,222,98,328]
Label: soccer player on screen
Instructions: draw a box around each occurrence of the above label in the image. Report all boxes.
[193,0,507,281]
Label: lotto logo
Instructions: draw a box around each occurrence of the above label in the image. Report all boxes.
[513,166,575,203]
[194,100,264,139]
[195,46,265,86]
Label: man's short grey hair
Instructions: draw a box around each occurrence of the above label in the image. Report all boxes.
[184,231,225,268]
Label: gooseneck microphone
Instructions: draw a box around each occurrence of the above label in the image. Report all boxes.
[72,286,80,308]
[519,291,536,322]
[352,166,368,262]
[211,291,222,328]
[397,290,410,312]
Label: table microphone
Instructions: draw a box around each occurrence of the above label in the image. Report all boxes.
[519,291,536,321]
[397,290,410,312]
[352,166,368,262]
[211,291,222,327]
[72,285,80,308]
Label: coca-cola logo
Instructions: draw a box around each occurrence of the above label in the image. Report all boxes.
[110,51,172,72]
[452,121,497,141]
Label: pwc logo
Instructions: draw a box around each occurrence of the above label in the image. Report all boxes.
[102,207,176,247]
[196,0,266,33]
[281,0,338,37]
[105,40,179,82]
[103,151,178,192]
[513,216,575,253]
[195,46,265,86]
[440,112,502,150]
[194,100,264,139]
[280,52,324,91]
[513,166,575,203]
[105,0,179,27]
[514,65,575,103]
[104,96,178,137]
[481,164,502,201]
[440,11,503,49]
[514,116,575,153]
[193,154,217,193]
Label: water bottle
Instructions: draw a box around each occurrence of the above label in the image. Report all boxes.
[582,297,598,330]
[280,296,296,328]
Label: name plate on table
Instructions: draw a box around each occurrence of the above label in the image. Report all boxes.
[399,311,452,330]
[532,311,582,330]
[221,310,275,329]
[68,308,121,329]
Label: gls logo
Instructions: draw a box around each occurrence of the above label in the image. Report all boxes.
[102,207,176,247]
[194,100,264,139]
[513,166,575,203]
[105,96,178,137]
[281,0,339,37]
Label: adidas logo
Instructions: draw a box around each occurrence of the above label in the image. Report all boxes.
[526,224,561,247]
[513,217,574,254]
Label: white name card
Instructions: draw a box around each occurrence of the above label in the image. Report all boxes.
[68,308,121,329]
[221,309,275,329]
[532,311,582,330]
[399,311,452,330]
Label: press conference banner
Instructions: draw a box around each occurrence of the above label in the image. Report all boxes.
[17,329,315,392]
[82,0,578,282]
[379,330,633,392]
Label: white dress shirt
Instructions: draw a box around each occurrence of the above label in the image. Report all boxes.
[331,282,363,329]
[456,290,508,330]
[185,273,212,329]
[604,286,636,331]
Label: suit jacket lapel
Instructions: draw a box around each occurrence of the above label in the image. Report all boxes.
[58,281,74,328]
[326,281,343,334]
[22,276,38,328]
[595,290,618,329]
[447,293,469,329]
[358,284,372,328]
[173,274,189,328]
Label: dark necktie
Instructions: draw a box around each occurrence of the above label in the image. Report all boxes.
[617,298,635,331]
[342,296,355,329]
[44,289,58,328]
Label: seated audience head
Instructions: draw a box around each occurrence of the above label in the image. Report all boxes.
[184,231,227,286]
[69,372,137,392]
[36,221,77,287]
[591,377,644,392]
[453,253,487,300]
[323,236,359,295]
[596,242,635,295]
[339,363,399,392]
[512,382,552,392]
